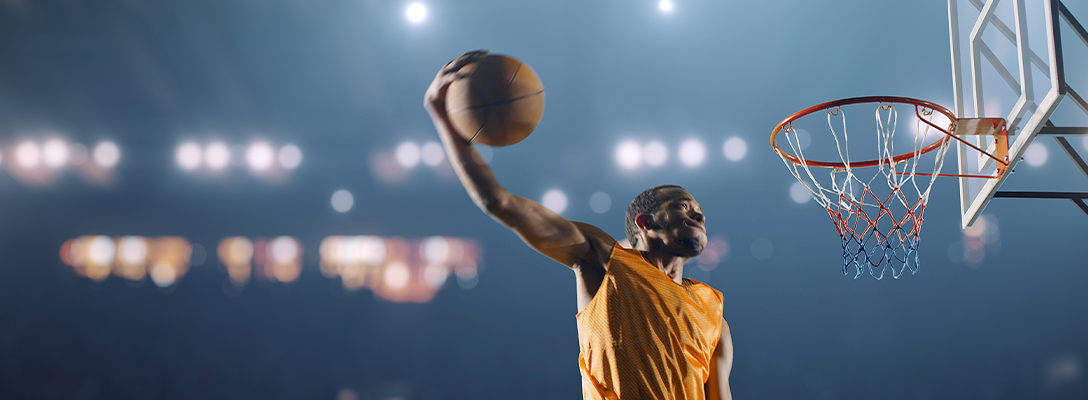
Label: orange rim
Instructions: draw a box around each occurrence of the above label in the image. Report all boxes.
[770,96,957,169]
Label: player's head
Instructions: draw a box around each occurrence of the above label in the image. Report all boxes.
[625,185,707,257]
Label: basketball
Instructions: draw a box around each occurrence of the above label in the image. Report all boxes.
[445,54,545,147]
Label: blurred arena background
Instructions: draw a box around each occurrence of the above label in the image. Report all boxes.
[0,0,1086,399]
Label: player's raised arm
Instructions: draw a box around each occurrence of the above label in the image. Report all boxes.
[423,51,597,267]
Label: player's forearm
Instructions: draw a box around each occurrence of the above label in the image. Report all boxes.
[431,110,512,215]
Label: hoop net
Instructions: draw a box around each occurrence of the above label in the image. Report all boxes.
[772,97,957,279]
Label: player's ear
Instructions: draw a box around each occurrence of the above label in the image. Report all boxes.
[635,214,655,230]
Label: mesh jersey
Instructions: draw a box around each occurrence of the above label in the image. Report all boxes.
[577,242,724,400]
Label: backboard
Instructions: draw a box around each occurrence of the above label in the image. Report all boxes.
[948,0,1088,228]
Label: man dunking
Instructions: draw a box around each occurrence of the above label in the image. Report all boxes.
[425,51,733,400]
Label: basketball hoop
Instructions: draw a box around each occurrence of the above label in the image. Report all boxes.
[771,96,1008,279]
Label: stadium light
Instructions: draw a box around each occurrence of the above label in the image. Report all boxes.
[406,3,426,23]
[176,142,202,170]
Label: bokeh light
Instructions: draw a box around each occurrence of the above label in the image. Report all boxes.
[176,142,202,170]
[331,189,354,213]
[278,144,302,169]
[149,263,177,287]
[42,139,68,168]
[246,141,275,171]
[267,236,302,283]
[696,236,730,271]
[643,141,667,167]
[218,237,254,286]
[406,3,426,23]
[659,0,673,12]
[589,191,611,214]
[384,262,410,290]
[205,142,231,170]
[789,181,811,204]
[93,141,120,168]
[615,140,642,170]
[542,189,568,214]
[15,141,41,169]
[68,143,88,166]
[678,139,706,167]
[116,236,149,281]
[421,141,445,166]
[751,237,773,260]
[722,136,748,161]
[1023,141,1048,167]
[395,141,421,168]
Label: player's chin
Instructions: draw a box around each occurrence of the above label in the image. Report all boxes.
[676,238,706,258]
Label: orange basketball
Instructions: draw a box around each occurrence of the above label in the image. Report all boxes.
[445,54,545,147]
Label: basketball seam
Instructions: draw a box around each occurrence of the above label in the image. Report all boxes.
[446,90,545,114]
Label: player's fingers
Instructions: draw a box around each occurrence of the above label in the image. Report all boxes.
[441,49,490,74]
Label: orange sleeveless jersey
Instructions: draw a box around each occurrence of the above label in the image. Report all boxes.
[577,243,724,400]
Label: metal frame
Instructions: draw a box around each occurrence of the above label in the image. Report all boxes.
[949,0,1088,227]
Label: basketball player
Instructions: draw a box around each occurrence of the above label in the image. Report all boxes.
[425,51,732,399]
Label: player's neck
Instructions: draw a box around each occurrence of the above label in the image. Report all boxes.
[639,250,687,285]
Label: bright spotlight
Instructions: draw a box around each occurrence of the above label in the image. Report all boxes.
[1023,142,1048,167]
[722,136,748,161]
[93,141,120,168]
[659,0,673,12]
[644,141,668,167]
[278,144,302,169]
[615,140,642,170]
[246,141,275,171]
[678,139,706,167]
[331,189,354,213]
[42,139,69,168]
[176,142,202,170]
[789,182,812,204]
[542,189,568,214]
[15,141,41,169]
[406,3,427,23]
[204,142,230,170]
[395,141,421,168]
[420,141,445,166]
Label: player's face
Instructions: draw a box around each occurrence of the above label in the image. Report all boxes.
[650,188,707,257]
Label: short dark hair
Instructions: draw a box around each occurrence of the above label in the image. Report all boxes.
[625,185,685,247]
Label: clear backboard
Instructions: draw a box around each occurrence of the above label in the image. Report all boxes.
[948,0,1088,228]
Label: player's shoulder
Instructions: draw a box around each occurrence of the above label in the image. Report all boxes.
[569,221,618,266]
[570,221,618,249]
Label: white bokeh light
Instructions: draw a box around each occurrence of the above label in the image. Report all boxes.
[423,264,449,289]
[659,0,673,12]
[93,141,120,168]
[150,264,177,287]
[789,182,812,204]
[421,141,445,166]
[278,144,302,169]
[644,141,668,167]
[615,140,642,170]
[246,142,275,171]
[16,141,41,169]
[723,136,748,161]
[1023,142,1048,167]
[205,142,231,170]
[68,144,88,166]
[406,3,426,23]
[331,189,354,213]
[176,142,202,170]
[1082,135,1088,153]
[542,189,568,214]
[270,236,299,264]
[384,262,410,290]
[396,141,421,168]
[678,139,706,167]
[589,191,611,214]
[42,139,68,168]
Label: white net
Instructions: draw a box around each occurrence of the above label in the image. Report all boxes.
[775,100,956,279]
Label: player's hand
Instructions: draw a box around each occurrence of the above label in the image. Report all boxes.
[424,50,490,114]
